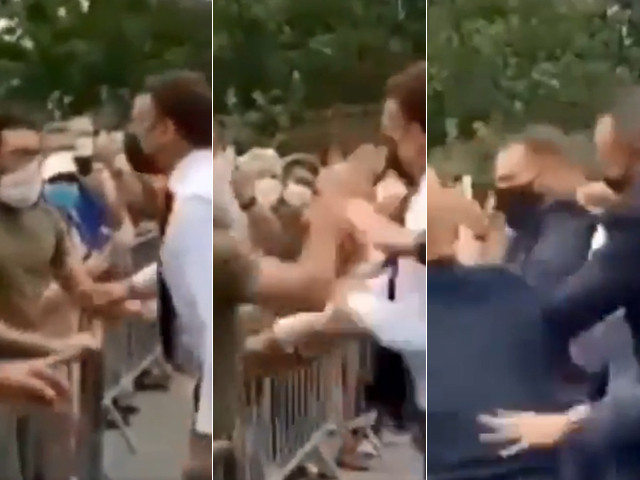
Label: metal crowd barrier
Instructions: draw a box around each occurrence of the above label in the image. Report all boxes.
[0,346,105,480]
[0,230,162,480]
[101,231,163,454]
[239,340,376,480]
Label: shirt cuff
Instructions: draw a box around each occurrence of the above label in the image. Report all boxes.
[130,263,158,291]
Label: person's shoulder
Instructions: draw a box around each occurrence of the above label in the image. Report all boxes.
[469,265,534,292]
[470,266,543,318]
[430,264,534,299]
[432,264,524,283]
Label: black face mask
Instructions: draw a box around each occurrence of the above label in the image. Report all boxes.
[603,173,632,193]
[123,131,160,174]
[74,156,93,177]
[495,186,543,231]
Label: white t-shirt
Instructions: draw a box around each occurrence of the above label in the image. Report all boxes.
[347,175,427,409]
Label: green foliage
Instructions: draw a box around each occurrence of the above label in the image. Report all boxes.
[427,0,640,177]
[0,0,211,121]
[0,0,425,139]
[212,0,425,147]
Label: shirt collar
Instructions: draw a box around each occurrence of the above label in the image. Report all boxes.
[404,174,426,231]
[168,149,213,200]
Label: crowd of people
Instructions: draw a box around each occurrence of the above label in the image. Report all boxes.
[0,61,427,480]
[12,45,640,480]
[427,86,640,478]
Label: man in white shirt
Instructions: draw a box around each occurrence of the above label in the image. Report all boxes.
[266,63,429,475]
[346,64,427,477]
[128,71,354,480]
[128,71,215,479]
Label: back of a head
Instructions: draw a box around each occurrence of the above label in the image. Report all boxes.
[282,153,320,179]
[385,61,426,133]
[145,70,212,149]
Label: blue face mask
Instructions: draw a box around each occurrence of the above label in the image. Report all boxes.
[43,182,80,212]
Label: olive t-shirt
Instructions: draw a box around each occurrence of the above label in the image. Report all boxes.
[0,201,69,331]
[211,212,257,438]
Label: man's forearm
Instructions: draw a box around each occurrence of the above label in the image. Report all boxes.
[0,322,59,358]
[287,232,338,311]
[298,224,339,282]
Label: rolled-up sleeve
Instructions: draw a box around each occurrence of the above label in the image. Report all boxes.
[345,289,426,352]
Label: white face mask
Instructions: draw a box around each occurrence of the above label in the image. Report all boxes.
[255,177,282,209]
[282,182,313,208]
[0,160,43,208]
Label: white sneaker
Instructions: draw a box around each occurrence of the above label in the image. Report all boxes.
[356,439,380,458]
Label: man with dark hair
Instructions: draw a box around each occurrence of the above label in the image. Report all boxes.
[492,127,596,299]
[383,61,426,186]
[136,70,212,164]
[127,71,353,479]
[126,71,215,478]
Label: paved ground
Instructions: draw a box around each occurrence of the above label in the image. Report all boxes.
[103,377,422,480]
[340,431,422,480]
[103,376,193,480]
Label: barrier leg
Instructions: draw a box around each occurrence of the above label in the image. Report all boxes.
[277,424,342,480]
[102,401,138,453]
[80,352,106,480]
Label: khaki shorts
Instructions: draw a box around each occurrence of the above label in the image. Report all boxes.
[0,407,74,480]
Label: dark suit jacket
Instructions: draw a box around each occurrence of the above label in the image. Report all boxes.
[427,263,562,479]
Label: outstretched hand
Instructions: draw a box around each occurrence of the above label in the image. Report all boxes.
[0,358,71,408]
[477,410,574,457]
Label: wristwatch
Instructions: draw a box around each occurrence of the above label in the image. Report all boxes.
[566,403,591,430]
[239,196,257,212]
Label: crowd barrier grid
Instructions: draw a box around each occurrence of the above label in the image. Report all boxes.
[76,229,377,480]
[76,230,163,478]
[100,231,163,455]
[239,340,377,480]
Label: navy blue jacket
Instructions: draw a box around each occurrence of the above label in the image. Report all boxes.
[427,263,562,478]
[505,200,595,299]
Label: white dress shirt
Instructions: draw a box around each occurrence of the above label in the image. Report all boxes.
[589,223,608,258]
[347,174,427,410]
[161,149,214,435]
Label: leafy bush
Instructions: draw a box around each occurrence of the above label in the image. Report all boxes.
[427,0,640,177]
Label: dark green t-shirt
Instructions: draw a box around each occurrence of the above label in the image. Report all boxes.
[0,201,69,331]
